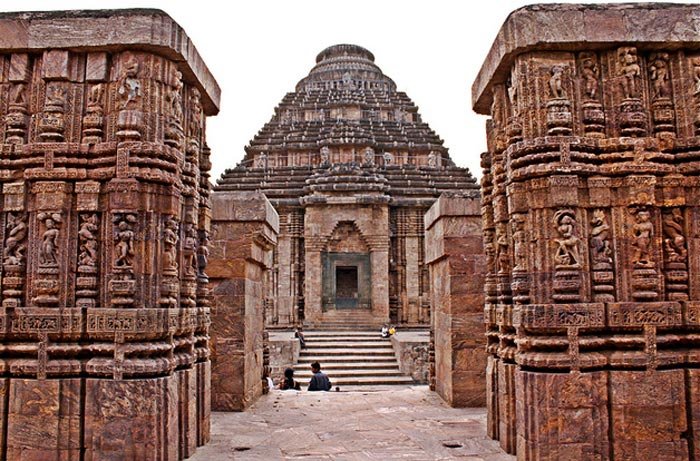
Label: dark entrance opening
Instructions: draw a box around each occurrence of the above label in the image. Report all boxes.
[335,266,358,308]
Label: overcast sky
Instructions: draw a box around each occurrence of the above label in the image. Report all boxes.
[5,0,658,181]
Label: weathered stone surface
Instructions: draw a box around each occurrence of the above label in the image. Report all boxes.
[216,44,478,329]
[425,195,486,407]
[0,9,217,459]
[209,191,278,411]
[475,3,700,459]
[390,330,429,383]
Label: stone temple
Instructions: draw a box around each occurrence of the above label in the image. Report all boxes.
[216,44,478,328]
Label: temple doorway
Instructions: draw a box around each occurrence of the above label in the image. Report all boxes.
[321,252,371,311]
[335,265,358,308]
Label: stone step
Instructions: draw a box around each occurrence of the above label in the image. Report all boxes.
[297,355,397,363]
[304,341,392,348]
[299,349,395,357]
[295,369,404,378]
[303,337,390,343]
[293,362,399,370]
[327,376,415,386]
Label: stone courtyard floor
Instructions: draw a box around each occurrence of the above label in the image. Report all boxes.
[191,385,514,460]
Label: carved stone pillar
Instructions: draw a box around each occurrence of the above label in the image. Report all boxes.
[0,10,220,460]
[473,4,700,459]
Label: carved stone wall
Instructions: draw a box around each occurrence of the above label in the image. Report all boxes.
[474,4,700,459]
[209,191,278,411]
[425,194,486,407]
[0,10,220,460]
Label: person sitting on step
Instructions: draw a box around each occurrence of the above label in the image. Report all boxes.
[279,367,301,391]
[307,361,332,391]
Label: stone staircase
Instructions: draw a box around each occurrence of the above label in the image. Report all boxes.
[293,330,414,388]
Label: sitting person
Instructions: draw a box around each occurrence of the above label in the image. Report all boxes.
[381,324,389,338]
[388,325,396,336]
[279,367,301,390]
[307,361,332,391]
[294,326,306,349]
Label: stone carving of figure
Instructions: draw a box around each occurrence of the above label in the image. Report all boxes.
[507,74,518,110]
[581,56,599,100]
[383,151,394,166]
[549,65,566,99]
[589,209,612,264]
[46,84,66,109]
[553,210,581,268]
[167,70,184,121]
[118,56,141,109]
[618,47,641,99]
[87,84,103,108]
[197,230,210,279]
[363,147,375,166]
[693,58,700,95]
[512,215,527,271]
[319,146,330,166]
[631,208,654,267]
[255,151,267,169]
[649,53,671,99]
[114,214,136,267]
[189,87,203,138]
[183,223,198,275]
[427,151,438,168]
[162,216,179,272]
[78,213,99,267]
[3,213,27,266]
[10,83,27,107]
[496,222,510,274]
[484,229,496,275]
[38,212,61,267]
[663,208,687,262]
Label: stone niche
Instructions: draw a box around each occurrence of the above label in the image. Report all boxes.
[474,3,700,460]
[0,9,220,460]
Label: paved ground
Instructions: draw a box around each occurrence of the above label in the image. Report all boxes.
[192,385,514,460]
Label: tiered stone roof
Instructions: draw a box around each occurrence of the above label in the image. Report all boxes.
[216,44,477,204]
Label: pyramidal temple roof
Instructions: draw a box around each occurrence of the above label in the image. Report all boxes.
[217,44,477,205]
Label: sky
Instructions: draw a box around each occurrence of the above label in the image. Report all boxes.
[3,0,660,181]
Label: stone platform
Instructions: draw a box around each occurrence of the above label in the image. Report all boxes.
[191,386,514,460]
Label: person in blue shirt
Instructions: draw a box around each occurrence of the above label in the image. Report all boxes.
[307,361,332,391]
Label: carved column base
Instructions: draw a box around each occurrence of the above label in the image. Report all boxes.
[511,271,530,304]
[619,98,647,137]
[546,98,573,136]
[76,266,98,308]
[552,267,582,303]
[4,106,28,145]
[506,116,523,145]
[81,112,104,144]
[2,265,24,308]
[591,261,615,302]
[631,266,659,301]
[651,98,675,138]
[116,110,143,142]
[109,269,136,308]
[582,101,605,138]
[665,261,689,301]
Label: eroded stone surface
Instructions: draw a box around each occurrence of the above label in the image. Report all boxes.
[191,387,514,460]
[476,3,700,459]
